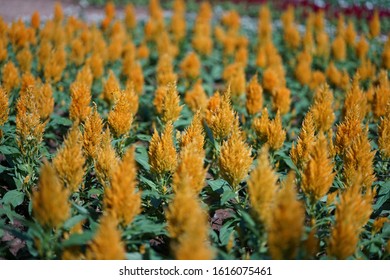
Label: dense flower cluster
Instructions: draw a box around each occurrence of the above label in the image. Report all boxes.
[0,0,388,260]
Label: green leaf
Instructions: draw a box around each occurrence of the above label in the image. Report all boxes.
[219,219,236,246]
[61,231,94,248]
[136,134,152,142]
[51,116,72,127]
[63,215,87,231]
[126,215,167,236]
[221,188,236,205]
[140,176,158,190]
[87,188,103,197]
[238,209,256,229]
[0,145,20,155]
[207,179,226,191]
[126,252,143,260]
[71,201,89,215]
[135,145,150,171]
[0,165,11,174]
[2,190,25,207]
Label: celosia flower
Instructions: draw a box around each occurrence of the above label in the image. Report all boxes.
[281,5,294,27]
[258,5,272,43]
[335,111,363,155]
[355,35,369,60]
[342,75,367,121]
[184,79,208,113]
[327,177,373,259]
[16,47,32,73]
[85,215,126,260]
[378,105,390,159]
[326,61,341,87]
[248,146,278,228]
[34,83,54,122]
[295,59,311,86]
[314,10,325,32]
[69,38,85,66]
[155,82,182,123]
[205,90,236,140]
[343,130,376,189]
[180,111,205,154]
[382,39,390,69]
[87,52,104,79]
[71,64,90,87]
[235,46,248,67]
[283,25,300,49]
[82,106,103,159]
[107,36,124,63]
[15,91,45,155]
[373,71,390,118]
[108,87,138,137]
[253,108,269,143]
[372,217,388,234]
[302,133,335,202]
[31,11,40,29]
[0,87,9,127]
[156,31,177,58]
[345,20,356,46]
[101,70,120,104]
[44,46,66,83]
[148,121,177,175]
[166,187,214,260]
[137,41,149,60]
[223,63,246,97]
[262,67,280,92]
[170,12,186,43]
[173,144,207,194]
[125,63,144,95]
[309,70,326,90]
[197,1,212,21]
[336,15,345,37]
[290,112,316,169]
[125,4,136,29]
[95,129,119,187]
[253,109,286,151]
[69,82,92,123]
[246,75,263,116]
[272,87,291,115]
[256,46,267,68]
[53,2,64,23]
[32,161,70,229]
[369,10,380,38]
[121,43,136,73]
[340,70,351,90]
[19,72,35,96]
[192,33,213,56]
[1,61,20,93]
[219,128,253,190]
[53,126,85,193]
[38,39,52,71]
[310,84,335,132]
[8,20,29,49]
[104,146,141,226]
[0,39,8,62]
[268,172,304,259]
[221,10,240,32]
[156,54,177,86]
[180,52,201,80]
[222,35,237,57]
[315,31,329,58]
[332,36,346,61]
[357,58,376,81]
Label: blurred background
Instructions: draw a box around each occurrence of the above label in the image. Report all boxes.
[0,0,389,22]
